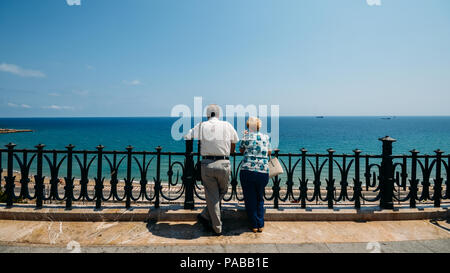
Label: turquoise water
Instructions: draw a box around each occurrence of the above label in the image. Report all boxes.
[1,116,449,153]
[0,117,449,181]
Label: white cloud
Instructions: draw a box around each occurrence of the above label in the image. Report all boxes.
[72,89,89,96]
[8,102,32,108]
[366,0,381,6]
[122,80,142,86]
[0,63,46,78]
[48,92,61,97]
[86,65,95,71]
[43,105,75,110]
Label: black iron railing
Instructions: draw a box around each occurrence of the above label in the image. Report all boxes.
[0,136,448,210]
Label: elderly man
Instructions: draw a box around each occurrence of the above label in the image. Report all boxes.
[185,104,239,235]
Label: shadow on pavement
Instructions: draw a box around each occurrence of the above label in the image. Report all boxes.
[429,217,450,232]
[145,217,250,240]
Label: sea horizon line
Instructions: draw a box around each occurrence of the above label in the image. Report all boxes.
[1,115,450,119]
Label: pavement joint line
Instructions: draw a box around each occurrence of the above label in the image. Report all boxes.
[323,243,334,253]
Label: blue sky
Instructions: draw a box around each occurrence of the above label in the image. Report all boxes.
[0,0,449,117]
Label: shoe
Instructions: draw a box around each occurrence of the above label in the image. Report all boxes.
[197,214,211,231]
[213,231,223,236]
[251,228,258,233]
[258,228,264,233]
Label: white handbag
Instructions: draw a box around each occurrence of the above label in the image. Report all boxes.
[268,156,284,178]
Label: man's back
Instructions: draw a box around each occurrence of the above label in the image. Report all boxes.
[185,104,238,235]
[185,117,238,156]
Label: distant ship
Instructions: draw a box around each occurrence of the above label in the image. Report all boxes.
[381,117,392,120]
[316,116,324,119]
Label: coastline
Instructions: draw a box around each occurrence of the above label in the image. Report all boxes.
[0,129,33,134]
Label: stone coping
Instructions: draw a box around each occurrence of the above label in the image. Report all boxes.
[0,204,448,222]
[2,240,450,253]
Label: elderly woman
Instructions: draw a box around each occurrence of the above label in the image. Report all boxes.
[239,117,272,233]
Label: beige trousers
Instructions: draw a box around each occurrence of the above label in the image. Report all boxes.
[200,159,231,233]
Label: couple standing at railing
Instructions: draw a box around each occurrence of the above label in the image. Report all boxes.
[184,104,282,236]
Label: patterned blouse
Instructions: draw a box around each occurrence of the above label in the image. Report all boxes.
[239,131,271,174]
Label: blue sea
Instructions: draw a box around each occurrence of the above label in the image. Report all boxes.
[0,117,449,181]
[1,117,449,153]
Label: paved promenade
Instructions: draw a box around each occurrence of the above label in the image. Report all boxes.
[2,240,449,253]
[0,218,448,253]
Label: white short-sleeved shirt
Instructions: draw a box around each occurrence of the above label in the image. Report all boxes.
[184,117,239,156]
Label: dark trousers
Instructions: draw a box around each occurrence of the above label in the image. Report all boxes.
[240,170,269,229]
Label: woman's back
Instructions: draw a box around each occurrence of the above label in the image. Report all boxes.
[240,131,271,173]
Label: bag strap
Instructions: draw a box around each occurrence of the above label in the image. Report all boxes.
[197,122,202,157]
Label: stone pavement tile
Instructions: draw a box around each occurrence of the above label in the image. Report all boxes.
[378,241,434,253]
[275,243,331,253]
[0,245,32,253]
[326,240,440,253]
[0,245,175,253]
[418,239,450,253]
[172,244,226,253]
[326,242,371,253]
[223,244,279,253]
[1,240,449,253]
[0,245,67,253]
[82,246,174,253]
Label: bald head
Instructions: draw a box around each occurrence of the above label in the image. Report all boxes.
[206,104,220,119]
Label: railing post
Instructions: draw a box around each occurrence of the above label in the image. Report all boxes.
[0,150,3,191]
[5,143,16,208]
[326,148,335,209]
[34,144,45,209]
[273,149,280,209]
[286,153,293,200]
[379,136,396,210]
[184,139,195,209]
[353,149,362,209]
[154,146,162,209]
[364,156,371,191]
[409,150,419,208]
[95,145,104,210]
[433,149,444,208]
[49,151,59,200]
[65,144,75,210]
[125,145,133,209]
[446,156,450,200]
[299,148,307,209]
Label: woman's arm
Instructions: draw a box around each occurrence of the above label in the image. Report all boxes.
[239,131,248,154]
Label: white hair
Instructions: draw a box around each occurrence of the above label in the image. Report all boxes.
[206,104,220,118]
[246,116,262,131]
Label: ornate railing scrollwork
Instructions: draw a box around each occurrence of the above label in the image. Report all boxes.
[0,136,447,211]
